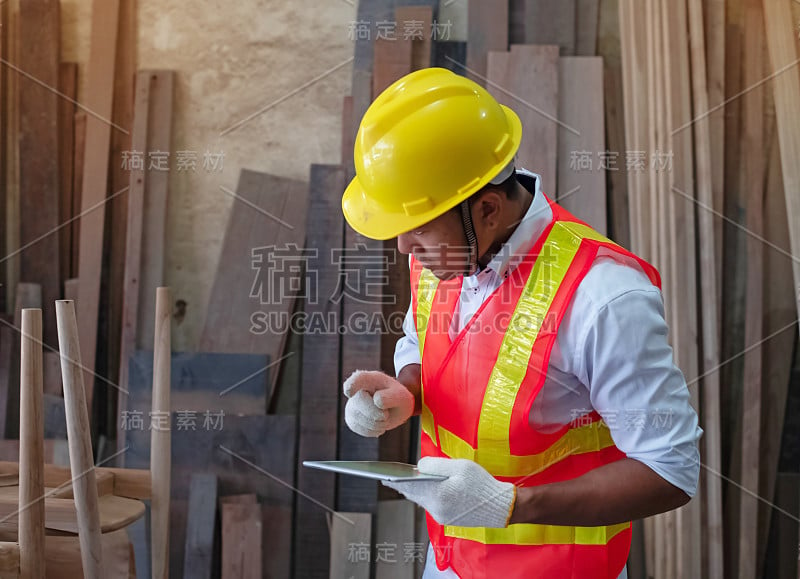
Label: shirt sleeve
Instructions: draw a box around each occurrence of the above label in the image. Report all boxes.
[394,301,421,376]
[570,274,703,498]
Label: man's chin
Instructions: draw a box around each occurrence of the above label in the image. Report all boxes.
[431,270,459,281]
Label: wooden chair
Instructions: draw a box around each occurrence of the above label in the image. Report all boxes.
[0,286,172,577]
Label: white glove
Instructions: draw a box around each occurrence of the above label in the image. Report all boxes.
[383,457,517,528]
[343,370,415,437]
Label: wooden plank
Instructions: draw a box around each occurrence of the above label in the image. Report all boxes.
[575,0,599,55]
[71,113,87,279]
[341,96,354,167]
[117,70,174,458]
[763,0,800,331]
[487,45,559,194]
[18,0,61,349]
[183,474,217,579]
[432,41,466,74]
[125,410,295,577]
[596,0,629,247]
[372,37,413,97]
[3,0,19,315]
[0,327,11,440]
[294,165,345,579]
[738,1,767,577]
[135,71,174,352]
[619,0,651,259]
[0,0,7,314]
[199,170,308,403]
[76,0,121,412]
[703,0,726,310]
[58,62,78,290]
[395,5,433,71]
[376,500,415,579]
[524,0,577,55]
[757,129,796,578]
[338,230,382,514]
[106,0,137,431]
[666,0,704,573]
[330,512,371,579]
[556,56,606,233]
[221,502,262,579]
[466,0,508,82]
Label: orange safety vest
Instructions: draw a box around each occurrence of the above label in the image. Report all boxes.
[410,195,661,579]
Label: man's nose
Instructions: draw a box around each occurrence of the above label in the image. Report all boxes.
[396,232,416,255]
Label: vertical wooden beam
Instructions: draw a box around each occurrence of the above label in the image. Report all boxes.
[221,503,262,578]
[293,165,345,579]
[151,287,171,579]
[19,308,45,579]
[575,0,600,55]
[55,300,104,579]
[18,0,61,348]
[738,1,767,577]
[556,56,606,232]
[525,0,577,55]
[330,512,371,579]
[763,0,800,329]
[58,63,78,292]
[487,45,559,193]
[466,0,509,82]
[106,0,137,454]
[71,113,87,280]
[76,0,121,412]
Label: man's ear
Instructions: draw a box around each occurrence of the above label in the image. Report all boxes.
[474,190,503,230]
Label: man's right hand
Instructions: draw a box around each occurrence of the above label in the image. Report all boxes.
[343,370,415,437]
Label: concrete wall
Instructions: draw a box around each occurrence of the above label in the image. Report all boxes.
[61,0,356,349]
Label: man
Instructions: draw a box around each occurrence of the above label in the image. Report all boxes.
[340,68,702,578]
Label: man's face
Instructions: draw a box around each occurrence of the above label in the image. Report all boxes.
[396,208,471,281]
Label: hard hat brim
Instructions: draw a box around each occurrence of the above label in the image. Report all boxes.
[342,105,522,240]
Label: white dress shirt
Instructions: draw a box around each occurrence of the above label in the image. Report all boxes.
[394,170,703,579]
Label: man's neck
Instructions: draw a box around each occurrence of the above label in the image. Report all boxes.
[477,186,534,268]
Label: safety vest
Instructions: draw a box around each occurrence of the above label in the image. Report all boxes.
[410,195,661,578]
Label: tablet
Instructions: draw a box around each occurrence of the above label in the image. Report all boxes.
[302,460,447,482]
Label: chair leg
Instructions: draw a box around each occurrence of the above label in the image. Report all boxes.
[55,301,104,578]
[150,287,171,579]
[19,309,45,579]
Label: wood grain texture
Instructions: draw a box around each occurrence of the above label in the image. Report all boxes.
[55,300,104,578]
[487,45,559,194]
[198,169,308,405]
[556,56,606,233]
[756,130,796,578]
[597,0,629,247]
[18,0,61,349]
[575,0,599,55]
[738,1,766,576]
[376,500,415,579]
[763,0,800,331]
[182,474,217,579]
[372,37,413,97]
[76,0,121,413]
[293,165,345,579]
[135,72,174,353]
[58,63,78,292]
[221,503,261,579]
[151,287,171,579]
[70,114,86,279]
[525,0,577,55]
[19,309,45,579]
[466,0,509,82]
[330,512,371,579]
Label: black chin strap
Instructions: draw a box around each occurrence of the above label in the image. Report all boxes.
[459,199,479,276]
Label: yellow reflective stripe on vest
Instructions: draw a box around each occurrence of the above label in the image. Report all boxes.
[477,221,612,456]
[437,418,616,477]
[415,268,439,441]
[444,520,630,546]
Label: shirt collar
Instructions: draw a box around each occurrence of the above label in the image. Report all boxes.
[473,169,553,280]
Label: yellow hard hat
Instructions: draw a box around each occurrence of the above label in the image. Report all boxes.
[342,67,522,240]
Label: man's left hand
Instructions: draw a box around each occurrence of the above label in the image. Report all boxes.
[382,457,517,528]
